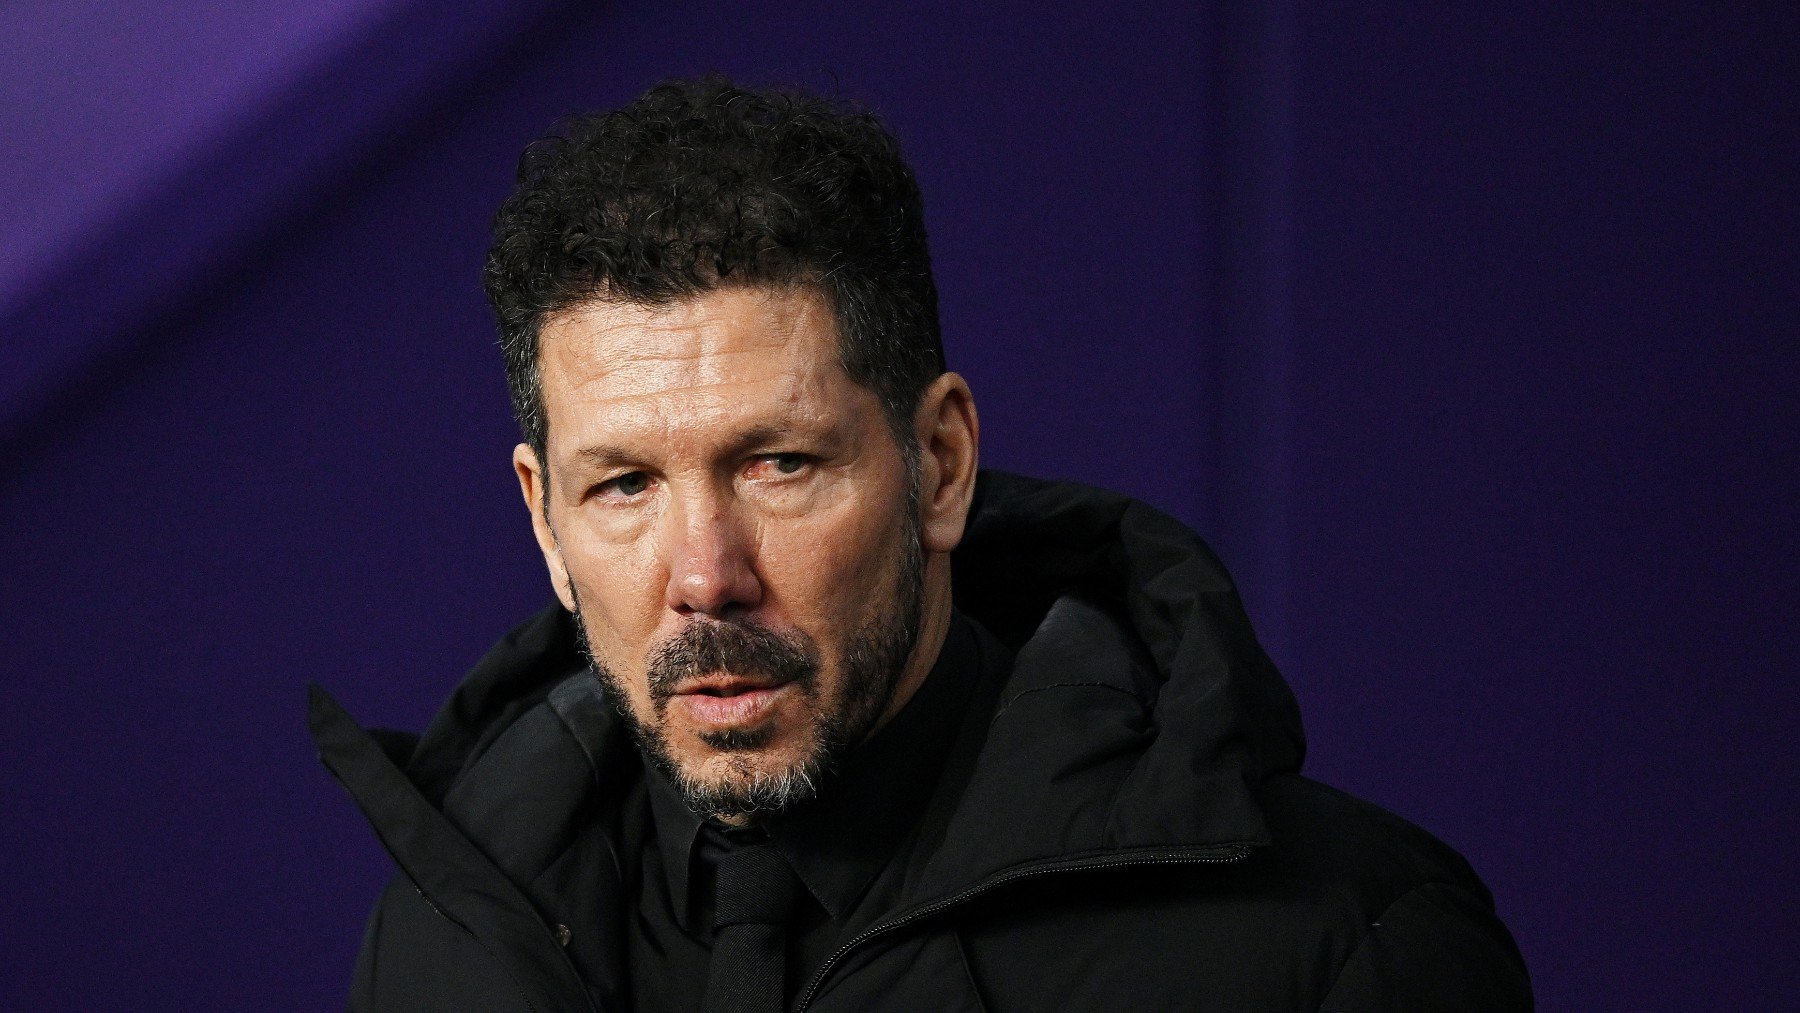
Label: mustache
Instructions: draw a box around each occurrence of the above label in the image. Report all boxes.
[645,618,818,700]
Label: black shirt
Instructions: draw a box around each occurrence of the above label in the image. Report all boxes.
[625,610,986,1011]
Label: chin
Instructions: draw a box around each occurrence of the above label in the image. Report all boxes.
[666,724,827,816]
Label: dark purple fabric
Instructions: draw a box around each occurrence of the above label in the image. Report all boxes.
[1,2,1792,1007]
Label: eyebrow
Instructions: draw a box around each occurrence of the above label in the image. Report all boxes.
[569,421,832,469]
[728,422,810,453]
[571,442,637,468]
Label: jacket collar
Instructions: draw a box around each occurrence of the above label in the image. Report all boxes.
[926,471,1306,880]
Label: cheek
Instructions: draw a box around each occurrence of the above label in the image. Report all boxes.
[760,497,908,627]
[561,539,666,672]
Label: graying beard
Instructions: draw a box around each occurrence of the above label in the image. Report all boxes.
[671,753,823,816]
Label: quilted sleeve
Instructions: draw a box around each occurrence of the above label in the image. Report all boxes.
[1320,881,1532,1012]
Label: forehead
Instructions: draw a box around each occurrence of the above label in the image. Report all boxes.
[536,286,863,455]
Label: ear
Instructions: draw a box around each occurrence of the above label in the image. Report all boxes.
[514,442,576,611]
[912,372,980,555]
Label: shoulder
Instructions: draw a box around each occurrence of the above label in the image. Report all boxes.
[1250,774,1533,1010]
[1251,774,1492,907]
[952,775,1530,1010]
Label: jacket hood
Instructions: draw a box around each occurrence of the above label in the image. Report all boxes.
[917,470,1304,887]
[310,470,1305,1001]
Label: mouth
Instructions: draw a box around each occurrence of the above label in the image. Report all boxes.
[669,674,795,729]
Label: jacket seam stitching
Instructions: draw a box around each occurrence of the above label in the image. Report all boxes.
[952,927,991,1013]
[992,680,1141,720]
[1317,879,1455,1007]
[388,880,549,1013]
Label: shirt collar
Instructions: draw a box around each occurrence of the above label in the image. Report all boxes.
[642,609,982,926]
[643,751,706,925]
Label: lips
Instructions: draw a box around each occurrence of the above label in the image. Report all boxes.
[671,672,785,697]
[670,674,794,727]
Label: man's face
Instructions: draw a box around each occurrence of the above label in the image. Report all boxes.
[519,286,925,817]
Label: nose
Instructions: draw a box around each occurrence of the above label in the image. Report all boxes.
[662,491,763,618]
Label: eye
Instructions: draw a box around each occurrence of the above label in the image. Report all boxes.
[750,453,812,479]
[597,471,651,498]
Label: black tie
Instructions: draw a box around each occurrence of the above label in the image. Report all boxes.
[704,841,801,1013]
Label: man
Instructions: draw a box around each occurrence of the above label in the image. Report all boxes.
[311,77,1531,1011]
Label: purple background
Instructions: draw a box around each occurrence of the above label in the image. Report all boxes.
[3,3,1793,1008]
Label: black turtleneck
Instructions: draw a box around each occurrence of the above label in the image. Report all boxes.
[624,609,990,1012]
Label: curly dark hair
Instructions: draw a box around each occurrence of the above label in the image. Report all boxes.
[483,76,945,465]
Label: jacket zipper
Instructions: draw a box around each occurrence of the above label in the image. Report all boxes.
[792,843,1252,1011]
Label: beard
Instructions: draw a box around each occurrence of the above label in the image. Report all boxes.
[568,488,924,820]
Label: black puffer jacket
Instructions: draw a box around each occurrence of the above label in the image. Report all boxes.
[312,471,1531,1011]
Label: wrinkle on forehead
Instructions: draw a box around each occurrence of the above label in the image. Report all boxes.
[537,286,856,457]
